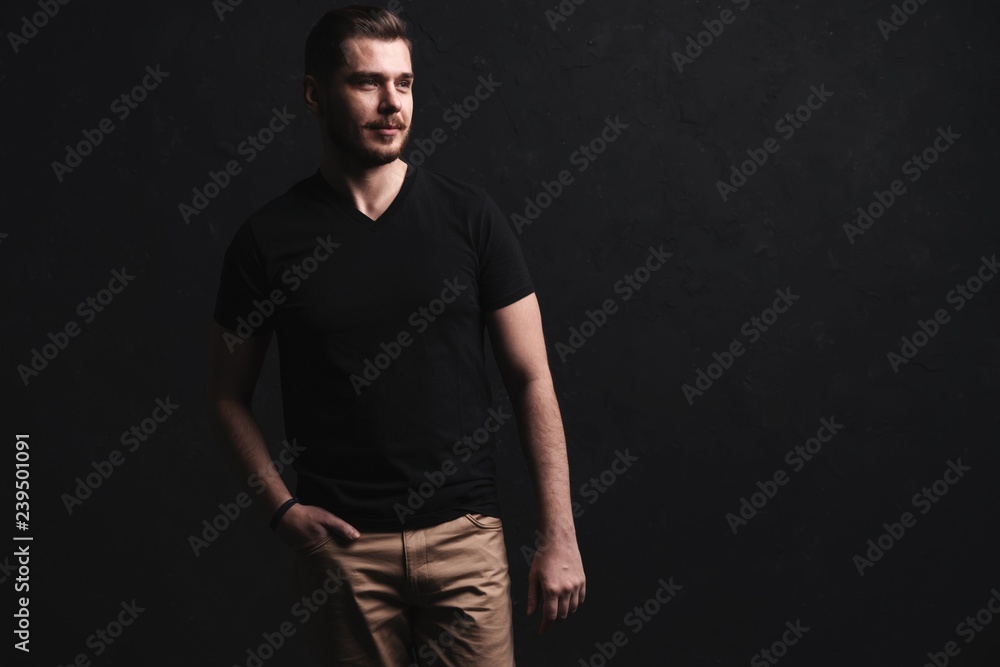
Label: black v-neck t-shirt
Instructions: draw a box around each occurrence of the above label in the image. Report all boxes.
[213,163,535,530]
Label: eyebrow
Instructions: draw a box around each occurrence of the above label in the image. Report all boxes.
[351,71,414,80]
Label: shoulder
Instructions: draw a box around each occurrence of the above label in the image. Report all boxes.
[226,172,319,246]
[412,164,498,212]
[249,172,318,225]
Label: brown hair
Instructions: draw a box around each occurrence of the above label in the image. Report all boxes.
[304,5,412,85]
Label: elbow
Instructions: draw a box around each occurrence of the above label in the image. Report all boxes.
[504,368,553,397]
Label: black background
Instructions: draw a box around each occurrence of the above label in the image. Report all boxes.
[2,0,999,665]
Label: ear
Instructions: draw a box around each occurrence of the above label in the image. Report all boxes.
[302,74,325,115]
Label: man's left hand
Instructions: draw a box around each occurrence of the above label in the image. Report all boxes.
[526,534,586,635]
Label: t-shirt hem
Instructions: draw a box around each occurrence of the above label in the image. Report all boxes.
[321,505,501,532]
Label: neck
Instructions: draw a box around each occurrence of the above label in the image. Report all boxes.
[318,151,409,220]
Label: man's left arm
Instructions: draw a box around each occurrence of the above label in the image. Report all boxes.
[485,292,586,636]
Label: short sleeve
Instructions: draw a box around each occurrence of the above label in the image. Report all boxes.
[212,221,275,337]
[476,193,536,311]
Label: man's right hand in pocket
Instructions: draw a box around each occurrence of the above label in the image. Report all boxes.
[274,502,361,550]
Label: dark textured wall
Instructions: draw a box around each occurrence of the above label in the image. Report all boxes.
[3,0,999,665]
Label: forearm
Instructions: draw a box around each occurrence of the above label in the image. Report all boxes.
[208,398,292,517]
[509,376,576,540]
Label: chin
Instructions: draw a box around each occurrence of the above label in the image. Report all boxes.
[359,146,404,166]
[369,135,410,164]
[329,125,410,166]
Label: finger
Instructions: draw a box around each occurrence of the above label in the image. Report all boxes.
[328,518,361,540]
[568,588,581,615]
[579,579,586,606]
[558,590,571,619]
[540,592,558,635]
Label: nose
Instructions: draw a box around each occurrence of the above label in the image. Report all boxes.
[378,85,402,116]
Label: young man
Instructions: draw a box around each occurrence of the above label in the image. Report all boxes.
[205,6,585,664]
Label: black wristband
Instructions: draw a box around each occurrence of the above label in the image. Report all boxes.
[269,497,299,531]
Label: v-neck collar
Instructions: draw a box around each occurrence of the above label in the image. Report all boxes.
[312,162,417,229]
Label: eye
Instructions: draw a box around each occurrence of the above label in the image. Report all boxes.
[358,78,377,87]
[397,80,412,89]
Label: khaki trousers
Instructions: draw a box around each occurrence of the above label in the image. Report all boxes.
[292,512,516,666]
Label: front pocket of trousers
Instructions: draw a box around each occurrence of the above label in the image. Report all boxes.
[296,533,335,557]
[464,512,503,529]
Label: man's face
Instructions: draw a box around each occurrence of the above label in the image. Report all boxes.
[318,37,413,167]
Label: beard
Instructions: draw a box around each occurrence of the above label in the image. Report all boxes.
[327,113,411,167]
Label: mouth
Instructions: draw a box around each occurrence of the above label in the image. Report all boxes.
[368,124,404,136]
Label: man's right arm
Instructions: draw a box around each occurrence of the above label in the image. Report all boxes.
[204,322,361,546]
